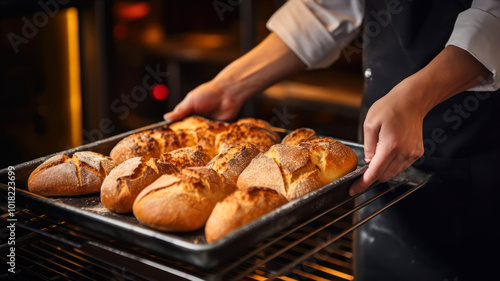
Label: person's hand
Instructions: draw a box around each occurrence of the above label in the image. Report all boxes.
[163,81,243,122]
[349,79,426,196]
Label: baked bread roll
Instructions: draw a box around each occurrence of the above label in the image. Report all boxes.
[235,118,273,130]
[205,187,288,243]
[100,157,177,213]
[168,116,214,147]
[302,136,335,143]
[215,121,280,154]
[161,145,211,170]
[237,141,357,200]
[299,139,358,181]
[281,128,317,145]
[168,116,229,157]
[110,126,181,164]
[235,118,280,144]
[237,145,329,200]
[206,143,260,183]
[133,167,237,232]
[28,151,116,196]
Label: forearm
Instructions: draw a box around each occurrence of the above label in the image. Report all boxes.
[402,45,490,115]
[212,32,307,104]
[351,45,491,195]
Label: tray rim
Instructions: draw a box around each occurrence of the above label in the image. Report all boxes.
[0,121,374,267]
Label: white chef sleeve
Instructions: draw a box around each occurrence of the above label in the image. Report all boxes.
[266,0,364,69]
[446,0,500,91]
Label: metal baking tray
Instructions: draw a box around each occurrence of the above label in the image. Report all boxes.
[0,120,369,268]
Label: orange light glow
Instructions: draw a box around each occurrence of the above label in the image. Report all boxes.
[116,2,150,20]
[65,7,82,147]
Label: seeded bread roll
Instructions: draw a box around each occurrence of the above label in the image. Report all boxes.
[206,143,260,183]
[133,167,237,232]
[281,128,318,145]
[161,145,212,170]
[28,151,116,196]
[205,187,288,243]
[100,157,178,213]
[237,141,357,200]
[110,126,181,164]
[215,122,280,154]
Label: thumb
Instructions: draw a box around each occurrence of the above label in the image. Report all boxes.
[163,99,193,122]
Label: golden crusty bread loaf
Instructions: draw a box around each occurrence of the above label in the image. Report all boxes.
[281,128,318,145]
[110,126,181,164]
[168,116,229,157]
[237,145,330,200]
[237,141,357,200]
[100,157,178,213]
[168,115,212,132]
[235,118,280,143]
[133,167,237,232]
[193,120,230,158]
[235,118,273,130]
[215,121,280,154]
[206,143,260,183]
[205,187,288,243]
[303,136,335,143]
[161,145,212,170]
[28,151,116,196]
[299,139,358,182]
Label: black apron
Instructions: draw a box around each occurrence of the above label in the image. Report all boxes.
[355,1,500,280]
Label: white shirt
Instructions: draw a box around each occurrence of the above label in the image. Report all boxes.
[266,0,500,91]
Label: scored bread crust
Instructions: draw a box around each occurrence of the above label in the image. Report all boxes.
[215,122,280,154]
[100,157,178,213]
[133,167,237,232]
[205,187,288,243]
[110,126,181,164]
[206,143,260,183]
[238,141,357,201]
[299,139,358,182]
[168,116,230,157]
[109,117,275,166]
[28,151,116,196]
[161,145,212,170]
[281,128,317,145]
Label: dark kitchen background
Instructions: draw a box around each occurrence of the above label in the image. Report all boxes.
[0,0,363,169]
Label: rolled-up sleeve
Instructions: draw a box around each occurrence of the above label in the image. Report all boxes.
[266,0,364,69]
[446,0,500,91]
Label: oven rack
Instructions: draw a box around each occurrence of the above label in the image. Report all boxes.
[1,177,425,281]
